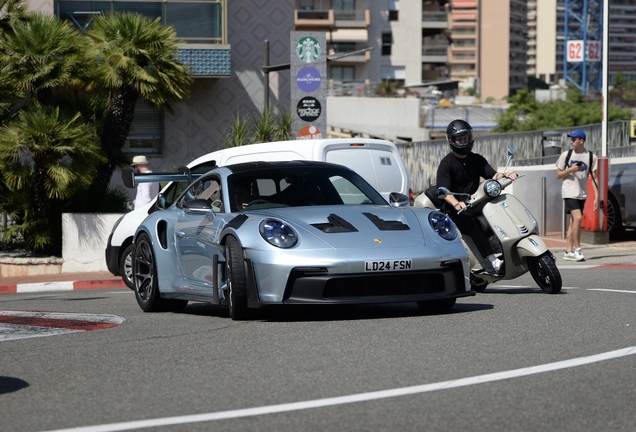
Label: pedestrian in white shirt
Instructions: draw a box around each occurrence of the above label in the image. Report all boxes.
[131,155,159,209]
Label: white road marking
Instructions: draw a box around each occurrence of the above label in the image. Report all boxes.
[17,282,74,293]
[45,346,636,432]
[588,288,636,294]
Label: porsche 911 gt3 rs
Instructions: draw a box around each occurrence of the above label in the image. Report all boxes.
[131,161,473,320]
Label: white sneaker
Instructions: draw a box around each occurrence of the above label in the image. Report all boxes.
[487,254,503,273]
[574,248,585,261]
[563,251,577,261]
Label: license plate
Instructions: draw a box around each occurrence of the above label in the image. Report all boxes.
[364,259,412,272]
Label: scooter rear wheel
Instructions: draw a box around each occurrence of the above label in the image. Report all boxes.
[528,254,562,294]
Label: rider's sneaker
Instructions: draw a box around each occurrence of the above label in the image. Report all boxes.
[487,255,503,273]
[574,248,585,261]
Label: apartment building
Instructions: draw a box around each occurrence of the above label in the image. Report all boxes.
[294,0,451,89]
[532,0,636,86]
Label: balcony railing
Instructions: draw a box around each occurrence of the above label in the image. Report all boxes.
[295,9,334,27]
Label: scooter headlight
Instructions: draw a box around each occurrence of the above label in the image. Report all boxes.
[259,218,298,248]
[483,180,502,197]
[428,211,458,241]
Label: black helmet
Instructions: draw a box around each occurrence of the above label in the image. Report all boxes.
[446,119,474,155]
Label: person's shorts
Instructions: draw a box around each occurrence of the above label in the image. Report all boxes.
[564,198,586,214]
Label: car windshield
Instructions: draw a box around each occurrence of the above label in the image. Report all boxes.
[228,166,387,212]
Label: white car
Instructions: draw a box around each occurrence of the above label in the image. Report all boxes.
[106,138,412,288]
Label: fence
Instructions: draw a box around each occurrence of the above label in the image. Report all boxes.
[397,121,635,193]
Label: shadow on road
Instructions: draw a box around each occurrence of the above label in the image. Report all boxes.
[178,300,494,322]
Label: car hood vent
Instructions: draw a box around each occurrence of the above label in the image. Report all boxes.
[363,212,410,231]
[311,213,359,233]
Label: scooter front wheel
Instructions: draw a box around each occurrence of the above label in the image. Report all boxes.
[528,254,562,294]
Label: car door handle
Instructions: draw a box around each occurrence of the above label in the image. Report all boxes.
[175,230,185,239]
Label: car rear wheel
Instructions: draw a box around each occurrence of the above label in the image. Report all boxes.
[133,233,187,312]
[607,194,624,239]
[225,236,249,320]
[417,298,456,313]
[119,243,135,290]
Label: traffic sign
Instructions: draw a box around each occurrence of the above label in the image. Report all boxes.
[567,40,584,62]
[587,41,601,62]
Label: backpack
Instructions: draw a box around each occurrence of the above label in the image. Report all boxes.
[564,149,596,187]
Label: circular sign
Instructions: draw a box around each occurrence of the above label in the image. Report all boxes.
[296,67,322,92]
[296,97,322,122]
[297,125,322,140]
[295,36,322,63]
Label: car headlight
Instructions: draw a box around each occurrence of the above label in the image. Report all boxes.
[483,180,502,197]
[428,211,457,241]
[259,218,298,248]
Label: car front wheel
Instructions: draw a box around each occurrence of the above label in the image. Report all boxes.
[225,236,249,320]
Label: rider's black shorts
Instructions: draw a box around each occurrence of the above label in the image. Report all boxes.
[564,198,586,214]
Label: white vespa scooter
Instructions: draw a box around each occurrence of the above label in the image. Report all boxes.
[414,146,562,294]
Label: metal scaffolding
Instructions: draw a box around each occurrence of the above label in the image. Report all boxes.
[563,0,603,95]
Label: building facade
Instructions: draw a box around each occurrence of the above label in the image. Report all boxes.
[25,0,294,190]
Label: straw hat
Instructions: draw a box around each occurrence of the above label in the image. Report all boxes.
[131,155,150,166]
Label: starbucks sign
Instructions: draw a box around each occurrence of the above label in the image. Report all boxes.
[291,32,326,140]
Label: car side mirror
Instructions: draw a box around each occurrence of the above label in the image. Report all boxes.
[389,192,410,207]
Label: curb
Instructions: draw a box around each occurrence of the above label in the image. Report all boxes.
[0,278,127,294]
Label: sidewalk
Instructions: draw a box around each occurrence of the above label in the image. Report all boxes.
[1,231,634,294]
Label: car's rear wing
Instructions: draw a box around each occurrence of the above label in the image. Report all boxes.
[121,165,203,188]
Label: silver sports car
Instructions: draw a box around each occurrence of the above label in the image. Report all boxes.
[131,161,473,320]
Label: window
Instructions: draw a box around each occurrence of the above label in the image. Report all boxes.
[123,99,162,155]
[55,1,224,43]
[332,0,354,20]
[382,32,393,55]
[389,0,399,21]
[332,42,356,53]
[299,0,314,10]
[380,65,405,80]
[331,65,355,81]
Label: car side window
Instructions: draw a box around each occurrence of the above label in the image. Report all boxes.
[177,176,223,213]
[161,161,218,208]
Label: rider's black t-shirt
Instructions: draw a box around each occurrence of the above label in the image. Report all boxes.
[436,152,497,213]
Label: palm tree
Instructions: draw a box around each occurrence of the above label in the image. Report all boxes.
[84,12,192,190]
[0,104,104,252]
[0,13,88,120]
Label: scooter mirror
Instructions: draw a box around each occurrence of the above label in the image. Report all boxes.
[508,146,516,158]
[436,187,451,199]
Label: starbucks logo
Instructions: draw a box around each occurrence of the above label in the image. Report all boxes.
[296,97,322,122]
[295,37,321,63]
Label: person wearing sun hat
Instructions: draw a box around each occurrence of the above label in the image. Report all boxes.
[131,155,160,209]
[555,129,599,261]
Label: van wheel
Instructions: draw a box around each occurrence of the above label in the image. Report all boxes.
[119,243,135,290]
[607,194,624,239]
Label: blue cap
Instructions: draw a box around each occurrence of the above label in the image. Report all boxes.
[567,129,586,140]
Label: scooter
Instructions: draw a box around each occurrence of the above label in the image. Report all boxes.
[414,146,562,294]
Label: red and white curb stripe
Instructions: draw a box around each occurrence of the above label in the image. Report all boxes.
[0,310,125,341]
[0,278,126,294]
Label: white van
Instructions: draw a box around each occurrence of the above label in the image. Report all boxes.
[106,138,411,288]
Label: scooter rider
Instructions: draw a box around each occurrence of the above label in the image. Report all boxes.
[437,119,518,273]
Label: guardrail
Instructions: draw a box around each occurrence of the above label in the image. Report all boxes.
[397,121,635,192]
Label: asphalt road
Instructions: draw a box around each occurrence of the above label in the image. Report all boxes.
[1,267,635,432]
